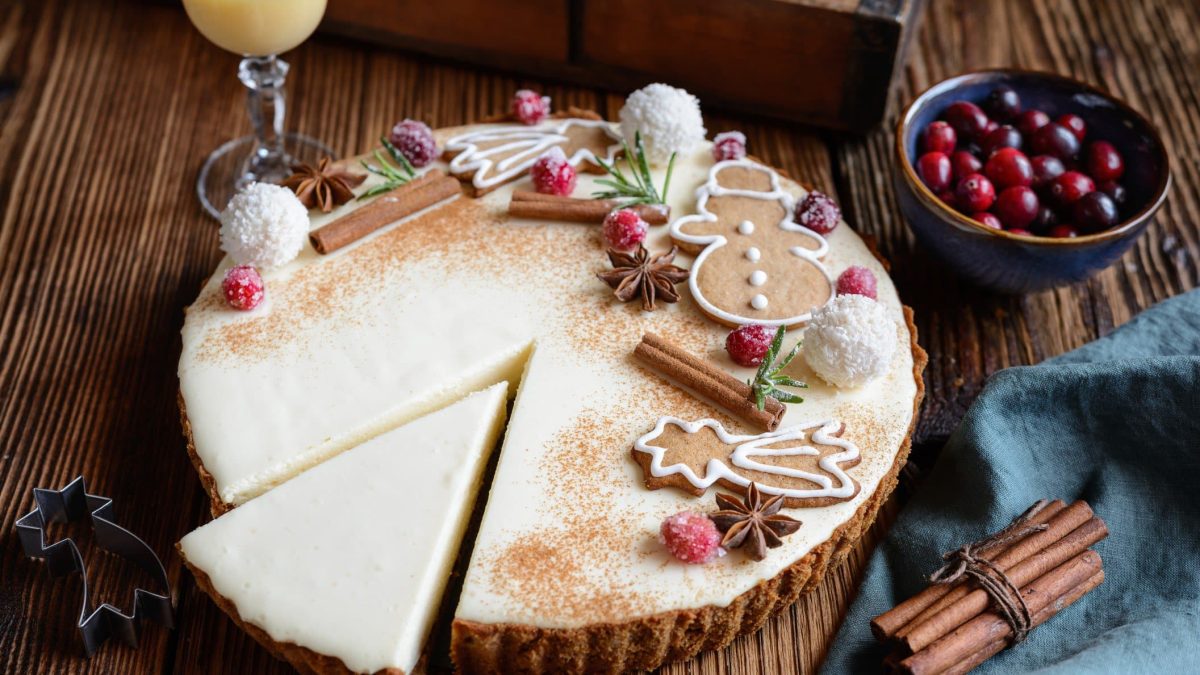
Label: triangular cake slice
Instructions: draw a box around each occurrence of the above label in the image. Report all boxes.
[178,383,509,675]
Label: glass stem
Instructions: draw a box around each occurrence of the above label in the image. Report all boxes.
[237,55,291,187]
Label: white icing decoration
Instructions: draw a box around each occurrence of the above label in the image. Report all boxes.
[669,159,834,326]
[738,220,755,235]
[749,270,767,287]
[633,417,859,501]
[745,247,761,262]
[443,119,621,190]
[751,294,769,310]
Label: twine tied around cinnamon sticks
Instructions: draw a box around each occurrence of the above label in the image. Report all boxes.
[927,499,1051,645]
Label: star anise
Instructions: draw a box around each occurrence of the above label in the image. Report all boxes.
[595,245,689,311]
[281,157,367,212]
[710,483,802,561]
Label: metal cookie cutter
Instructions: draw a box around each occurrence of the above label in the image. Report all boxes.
[15,475,173,656]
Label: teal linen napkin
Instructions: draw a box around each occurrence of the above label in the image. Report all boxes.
[821,290,1200,673]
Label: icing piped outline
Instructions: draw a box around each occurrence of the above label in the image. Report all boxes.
[633,416,859,501]
[444,119,622,190]
[669,159,835,326]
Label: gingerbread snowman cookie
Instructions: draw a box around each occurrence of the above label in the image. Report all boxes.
[670,159,834,327]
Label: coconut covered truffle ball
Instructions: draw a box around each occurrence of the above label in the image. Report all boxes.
[219,182,309,269]
[803,294,897,388]
[619,83,706,165]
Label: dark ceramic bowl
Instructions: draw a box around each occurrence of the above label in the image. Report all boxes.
[895,69,1170,293]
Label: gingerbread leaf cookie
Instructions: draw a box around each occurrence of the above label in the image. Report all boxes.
[669,159,835,328]
[632,417,861,508]
[443,118,622,196]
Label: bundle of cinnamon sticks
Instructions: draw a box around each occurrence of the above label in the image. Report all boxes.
[872,499,1107,674]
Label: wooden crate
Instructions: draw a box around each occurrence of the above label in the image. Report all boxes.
[322,0,925,132]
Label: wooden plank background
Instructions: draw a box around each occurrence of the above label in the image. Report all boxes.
[0,0,1196,673]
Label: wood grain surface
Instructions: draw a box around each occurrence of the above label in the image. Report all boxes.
[0,0,1196,673]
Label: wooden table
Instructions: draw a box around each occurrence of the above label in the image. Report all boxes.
[1,0,1196,672]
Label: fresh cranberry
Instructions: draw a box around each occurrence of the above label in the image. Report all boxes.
[984,86,1022,121]
[511,89,550,125]
[936,190,957,208]
[1008,228,1034,236]
[951,150,983,181]
[1056,113,1087,141]
[972,211,1002,229]
[955,173,996,212]
[984,148,1034,189]
[725,324,774,367]
[944,100,990,140]
[994,186,1040,230]
[1030,123,1081,161]
[1049,171,1096,206]
[1085,141,1125,183]
[964,141,985,159]
[921,121,957,155]
[387,119,438,167]
[1032,205,1059,232]
[796,191,841,234]
[984,119,999,135]
[602,208,648,250]
[1017,109,1051,136]
[222,265,264,311]
[982,125,1023,155]
[1072,192,1120,232]
[1030,155,1066,189]
[835,266,878,299]
[1049,224,1080,238]
[712,131,747,161]
[530,147,577,196]
[917,152,953,192]
[1100,181,1128,208]
[660,512,723,564]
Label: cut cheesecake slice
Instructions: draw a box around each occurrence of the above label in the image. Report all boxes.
[179,383,509,675]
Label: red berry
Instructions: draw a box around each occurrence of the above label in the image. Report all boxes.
[1085,141,1125,183]
[994,186,1040,230]
[725,324,774,367]
[944,100,990,140]
[512,89,550,125]
[712,131,747,161]
[795,191,841,234]
[936,190,957,208]
[916,152,953,192]
[530,147,577,196]
[387,119,438,168]
[982,125,1023,156]
[951,150,983,181]
[1072,191,1120,232]
[1030,123,1081,161]
[836,265,878,299]
[921,121,957,155]
[222,265,264,311]
[984,119,999,135]
[1100,181,1128,208]
[1056,113,1087,141]
[984,86,1022,121]
[660,511,723,564]
[1017,109,1051,136]
[1049,224,1079,238]
[955,173,996,212]
[984,148,1033,189]
[1032,205,1059,232]
[602,208,648,250]
[1049,171,1096,206]
[1008,228,1034,236]
[1030,155,1066,189]
[972,211,1002,229]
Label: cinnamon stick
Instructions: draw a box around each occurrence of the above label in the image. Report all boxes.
[899,516,1108,654]
[634,332,785,432]
[309,170,459,254]
[508,191,670,224]
[899,552,1104,675]
[871,499,1070,640]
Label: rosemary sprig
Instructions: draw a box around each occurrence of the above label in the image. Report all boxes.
[592,131,676,206]
[358,136,417,199]
[748,326,808,410]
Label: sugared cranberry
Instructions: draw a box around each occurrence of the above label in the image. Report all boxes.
[1032,205,1059,232]
[388,119,438,167]
[835,266,878,299]
[916,152,953,192]
[530,147,577,196]
[1056,114,1087,141]
[951,150,983,181]
[982,125,1023,156]
[1072,191,1120,232]
[1030,123,1081,161]
[1100,181,1128,208]
[222,265,264,311]
[994,186,1040,230]
[1049,224,1080,238]
[602,208,648,250]
[796,191,841,234]
[660,512,723,564]
[944,100,990,140]
[984,148,1033,189]
[984,86,1022,121]
[725,324,774,367]
[511,89,550,125]
[1085,141,1125,183]
[712,131,747,161]
[921,121,957,155]
[1030,155,1066,189]
[1017,109,1051,136]
[1049,171,1096,206]
[972,211,1002,229]
[955,173,996,212]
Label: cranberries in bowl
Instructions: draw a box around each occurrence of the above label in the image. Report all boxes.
[895,69,1170,293]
